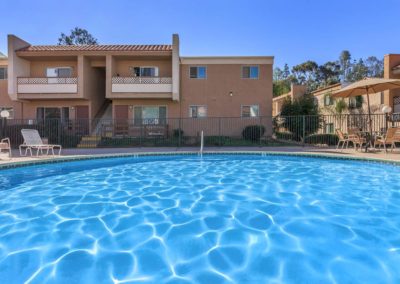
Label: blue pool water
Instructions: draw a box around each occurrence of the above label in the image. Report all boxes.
[0,154,400,283]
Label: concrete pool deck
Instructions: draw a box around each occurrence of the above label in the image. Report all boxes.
[1,146,400,166]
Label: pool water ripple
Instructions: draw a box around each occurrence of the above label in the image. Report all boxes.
[0,155,400,283]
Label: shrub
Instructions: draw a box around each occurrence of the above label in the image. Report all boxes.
[275,131,296,141]
[279,94,322,140]
[242,125,265,141]
[304,134,338,146]
[173,128,184,138]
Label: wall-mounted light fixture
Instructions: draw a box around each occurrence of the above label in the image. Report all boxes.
[70,106,75,110]
[129,106,134,111]
[229,91,233,97]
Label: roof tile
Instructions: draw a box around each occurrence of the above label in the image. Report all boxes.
[17,44,172,52]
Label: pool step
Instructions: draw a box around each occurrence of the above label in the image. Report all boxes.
[77,136,102,148]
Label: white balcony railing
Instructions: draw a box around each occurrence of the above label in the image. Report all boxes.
[112,77,172,93]
[112,77,172,84]
[17,77,78,94]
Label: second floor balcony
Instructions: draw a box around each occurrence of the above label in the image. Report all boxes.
[17,77,78,95]
[111,76,172,96]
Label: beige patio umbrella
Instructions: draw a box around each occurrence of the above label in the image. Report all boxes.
[331,77,400,136]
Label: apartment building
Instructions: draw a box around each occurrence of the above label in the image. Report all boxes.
[3,35,273,135]
[384,54,400,113]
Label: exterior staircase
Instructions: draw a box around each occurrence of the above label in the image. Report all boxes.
[77,100,112,148]
[77,136,102,148]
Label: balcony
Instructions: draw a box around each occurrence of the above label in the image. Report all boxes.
[111,77,172,98]
[17,77,78,94]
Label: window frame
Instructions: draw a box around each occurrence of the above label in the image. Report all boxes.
[189,105,208,118]
[36,107,70,122]
[0,67,7,80]
[325,123,334,134]
[189,66,207,79]
[241,66,259,79]
[324,94,333,106]
[241,104,260,118]
[132,105,168,125]
[46,67,73,78]
[131,66,159,77]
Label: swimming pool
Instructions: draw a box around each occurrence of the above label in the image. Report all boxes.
[0,154,400,283]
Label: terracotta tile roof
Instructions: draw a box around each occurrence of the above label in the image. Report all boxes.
[17,44,172,52]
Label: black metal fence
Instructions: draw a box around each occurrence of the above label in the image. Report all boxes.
[1,114,399,148]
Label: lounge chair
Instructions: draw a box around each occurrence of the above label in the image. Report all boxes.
[0,138,11,158]
[336,129,351,150]
[374,127,400,152]
[19,129,62,156]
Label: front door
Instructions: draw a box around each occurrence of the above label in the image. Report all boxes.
[114,105,129,136]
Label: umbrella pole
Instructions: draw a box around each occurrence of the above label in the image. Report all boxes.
[366,88,373,149]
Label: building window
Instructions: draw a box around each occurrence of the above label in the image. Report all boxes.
[0,67,7,80]
[0,107,14,119]
[349,96,363,109]
[189,66,207,79]
[46,67,72,78]
[133,106,167,125]
[325,123,334,134]
[242,66,259,79]
[241,105,259,117]
[380,92,384,104]
[131,67,159,77]
[36,107,69,123]
[189,105,207,118]
[324,94,333,106]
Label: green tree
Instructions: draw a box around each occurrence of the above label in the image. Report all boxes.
[347,59,368,82]
[58,27,98,45]
[339,50,352,81]
[335,99,347,114]
[273,80,291,97]
[317,61,341,87]
[279,95,321,140]
[365,56,384,78]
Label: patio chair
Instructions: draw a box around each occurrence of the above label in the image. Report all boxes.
[374,127,400,152]
[19,129,62,156]
[0,138,11,159]
[336,129,350,150]
[347,128,367,151]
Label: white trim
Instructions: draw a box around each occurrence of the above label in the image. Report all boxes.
[130,66,159,77]
[189,66,207,79]
[132,105,168,124]
[241,104,260,118]
[241,65,259,79]
[189,105,208,118]
[181,56,273,65]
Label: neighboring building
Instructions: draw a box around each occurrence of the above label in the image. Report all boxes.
[384,54,400,113]
[0,52,23,119]
[313,83,384,116]
[272,84,307,116]
[5,34,273,127]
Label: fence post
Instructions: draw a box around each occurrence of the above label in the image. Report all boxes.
[302,115,305,147]
[218,117,222,147]
[259,116,262,146]
[58,118,62,145]
[178,117,182,148]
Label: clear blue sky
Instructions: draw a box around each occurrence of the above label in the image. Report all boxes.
[1,0,399,68]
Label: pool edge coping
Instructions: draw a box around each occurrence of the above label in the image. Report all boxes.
[1,150,400,170]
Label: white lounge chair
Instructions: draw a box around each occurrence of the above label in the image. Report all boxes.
[0,138,11,159]
[19,129,62,156]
